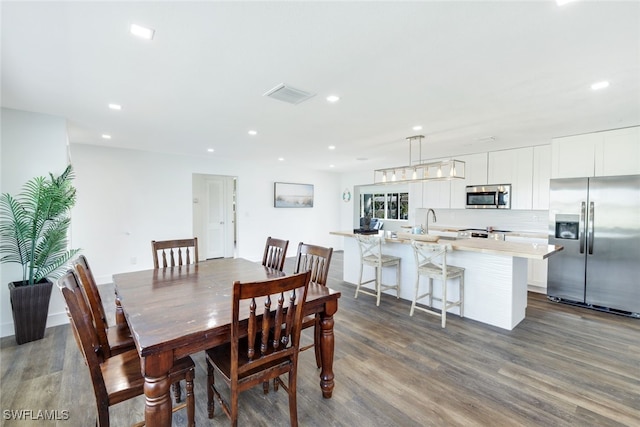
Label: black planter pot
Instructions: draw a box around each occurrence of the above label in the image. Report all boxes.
[8,278,54,345]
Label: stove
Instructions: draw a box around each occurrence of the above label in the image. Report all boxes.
[457,228,510,241]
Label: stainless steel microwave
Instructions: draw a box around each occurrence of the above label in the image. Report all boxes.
[465,184,511,209]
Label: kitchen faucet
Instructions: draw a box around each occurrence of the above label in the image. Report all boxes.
[426,208,437,234]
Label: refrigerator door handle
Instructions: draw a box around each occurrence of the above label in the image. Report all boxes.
[579,201,586,254]
[588,201,595,255]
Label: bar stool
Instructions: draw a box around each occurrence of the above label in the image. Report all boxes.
[354,234,401,306]
[410,240,465,328]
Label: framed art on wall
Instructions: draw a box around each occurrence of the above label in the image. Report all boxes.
[274,182,314,208]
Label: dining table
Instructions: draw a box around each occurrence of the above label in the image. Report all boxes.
[112,257,341,426]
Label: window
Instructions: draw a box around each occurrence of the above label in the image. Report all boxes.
[360,191,409,220]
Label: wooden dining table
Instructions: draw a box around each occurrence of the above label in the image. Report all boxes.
[112,257,341,426]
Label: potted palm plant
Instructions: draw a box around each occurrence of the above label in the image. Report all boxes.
[0,165,81,344]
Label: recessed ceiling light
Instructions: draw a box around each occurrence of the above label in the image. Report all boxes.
[248,130,257,136]
[326,95,340,103]
[329,164,335,168]
[412,125,422,131]
[591,81,610,90]
[328,145,336,150]
[130,24,155,40]
[556,0,579,6]
[108,103,122,110]
[278,157,285,162]
[207,148,214,153]
[101,134,111,140]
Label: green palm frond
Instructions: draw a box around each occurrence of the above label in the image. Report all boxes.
[0,165,81,285]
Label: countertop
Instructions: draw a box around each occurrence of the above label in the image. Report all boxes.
[330,231,563,260]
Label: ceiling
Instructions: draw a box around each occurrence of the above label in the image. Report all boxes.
[2,1,639,172]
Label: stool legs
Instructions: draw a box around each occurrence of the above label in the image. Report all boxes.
[376,266,382,307]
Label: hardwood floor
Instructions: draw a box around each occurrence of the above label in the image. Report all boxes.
[2,251,639,426]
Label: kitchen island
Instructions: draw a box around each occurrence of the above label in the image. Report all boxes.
[330,231,563,330]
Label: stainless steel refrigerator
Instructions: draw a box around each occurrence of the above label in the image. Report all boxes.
[547,175,640,316]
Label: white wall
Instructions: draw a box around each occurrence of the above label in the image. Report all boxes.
[69,144,344,284]
[1,108,70,337]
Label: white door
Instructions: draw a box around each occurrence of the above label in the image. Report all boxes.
[206,178,225,259]
[193,174,236,260]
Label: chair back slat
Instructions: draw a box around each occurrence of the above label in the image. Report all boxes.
[294,242,333,286]
[152,238,199,268]
[262,236,289,271]
[232,271,310,375]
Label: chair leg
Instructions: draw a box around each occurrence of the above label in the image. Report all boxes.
[288,370,299,427]
[172,381,182,403]
[313,316,322,368]
[186,368,195,427]
[355,263,364,299]
[459,275,465,318]
[410,274,420,316]
[230,385,239,427]
[396,262,401,298]
[428,278,433,307]
[376,266,382,306]
[207,360,214,418]
[441,278,447,328]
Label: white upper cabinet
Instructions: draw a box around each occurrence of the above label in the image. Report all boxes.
[532,145,551,210]
[552,126,640,178]
[488,147,534,210]
[450,153,488,209]
[596,126,640,177]
[422,180,451,209]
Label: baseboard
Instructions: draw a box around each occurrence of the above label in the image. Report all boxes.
[527,284,546,294]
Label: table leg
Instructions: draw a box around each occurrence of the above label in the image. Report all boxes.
[319,300,338,398]
[141,351,173,426]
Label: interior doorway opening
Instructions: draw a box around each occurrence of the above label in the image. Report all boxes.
[192,174,237,259]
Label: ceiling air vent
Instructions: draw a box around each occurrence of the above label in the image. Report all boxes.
[263,83,316,105]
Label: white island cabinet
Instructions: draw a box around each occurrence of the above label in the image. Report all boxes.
[331,231,563,331]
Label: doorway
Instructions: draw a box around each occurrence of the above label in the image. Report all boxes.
[192,174,236,259]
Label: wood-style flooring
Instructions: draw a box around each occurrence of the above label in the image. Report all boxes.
[1,251,639,426]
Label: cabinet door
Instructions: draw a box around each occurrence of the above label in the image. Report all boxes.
[422,180,451,209]
[596,126,640,176]
[532,145,551,210]
[450,153,488,209]
[488,147,534,209]
[551,133,600,178]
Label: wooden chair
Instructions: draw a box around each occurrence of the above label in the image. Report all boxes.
[151,238,199,268]
[410,240,465,328]
[293,242,333,368]
[354,234,401,306]
[151,239,198,402]
[205,270,311,427]
[73,255,134,358]
[59,270,195,427]
[262,236,289,271]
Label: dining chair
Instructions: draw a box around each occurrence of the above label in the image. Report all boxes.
[354,234,401,306]
[410,240,465,328]
[205,270,311,427]
[293,242,333,368]
[262,236,289,271]
[59,269,195,427]
[151,237,199,268]
[73,255,134,358]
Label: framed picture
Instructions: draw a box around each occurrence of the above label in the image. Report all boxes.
[274,182,314,208]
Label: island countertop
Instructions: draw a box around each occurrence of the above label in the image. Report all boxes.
[329,231,563,260]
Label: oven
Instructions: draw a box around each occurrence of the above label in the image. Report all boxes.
[465,184,511,209]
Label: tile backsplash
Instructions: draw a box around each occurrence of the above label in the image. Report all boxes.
[416,209,549,234]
